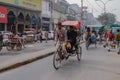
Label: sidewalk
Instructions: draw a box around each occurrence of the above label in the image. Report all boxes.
[0,41,85,73]
[0,40,55,63]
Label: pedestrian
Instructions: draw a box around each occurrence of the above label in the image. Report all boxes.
[0,32,3,44]
[106,29,115,51]
[115,29,120,54]
[45,30,49,43]
[39,30,43,43]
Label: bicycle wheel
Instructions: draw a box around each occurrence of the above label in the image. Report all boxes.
[16,43,22,51]
[77,46,82,61]
[53,51,61,70]
[6,43,13,51]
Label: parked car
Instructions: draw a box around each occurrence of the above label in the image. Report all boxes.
[49,31,54,40]
[42,31,54,40]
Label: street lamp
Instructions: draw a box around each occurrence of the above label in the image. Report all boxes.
[95,0,113,14]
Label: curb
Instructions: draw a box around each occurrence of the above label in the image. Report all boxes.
[0,41,85,73]
[0,52,54,73]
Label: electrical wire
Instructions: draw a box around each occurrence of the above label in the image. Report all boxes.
[84,0,100,13]
[94,0,104,10]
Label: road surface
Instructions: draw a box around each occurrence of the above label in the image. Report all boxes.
[0,44,120,80]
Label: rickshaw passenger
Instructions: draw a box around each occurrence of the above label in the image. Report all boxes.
[67,26,78,50]
[90,31,97,43]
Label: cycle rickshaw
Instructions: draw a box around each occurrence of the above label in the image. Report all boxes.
[6,36,24,51]
[53,21,82,70]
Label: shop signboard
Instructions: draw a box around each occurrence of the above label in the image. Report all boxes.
[0,6,7,23]
[0,0,42,10]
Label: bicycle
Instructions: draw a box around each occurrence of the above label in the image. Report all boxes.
[53,41,82,70]
[86,37,97,50]
[6,37,22,51]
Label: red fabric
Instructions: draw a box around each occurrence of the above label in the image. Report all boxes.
[62,21,81,29]
[106,32,114,41]
[0,6,7,23]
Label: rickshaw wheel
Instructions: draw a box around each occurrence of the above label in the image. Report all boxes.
[16,43,22,51]
[6,43,13,51]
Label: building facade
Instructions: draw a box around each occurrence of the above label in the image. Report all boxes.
[0,0,42,33]
[41,0,52,31]
[51,0,67,29]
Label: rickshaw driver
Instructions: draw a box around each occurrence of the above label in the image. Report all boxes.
[67,26,78,51]
[55,22,69,58]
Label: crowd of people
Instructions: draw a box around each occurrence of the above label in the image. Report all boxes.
[84,26,120,54]
[1,22,120,55]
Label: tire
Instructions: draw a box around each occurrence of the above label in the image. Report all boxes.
[53,51,61,70]
[16,43,22,51]
[6,43,13,51]
[77,46,82,61]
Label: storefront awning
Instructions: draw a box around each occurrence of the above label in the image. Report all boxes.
[0,6,7,23]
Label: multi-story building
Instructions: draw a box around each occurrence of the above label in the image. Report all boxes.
[51,0,66,29]
[0,0,42,33]
[86,13,101,25]
[41,0,52,31]
[69,4,81,21]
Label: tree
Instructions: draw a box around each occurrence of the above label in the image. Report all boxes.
[97,13,116,26]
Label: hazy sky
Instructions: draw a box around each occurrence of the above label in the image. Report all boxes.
[66,0,120,21]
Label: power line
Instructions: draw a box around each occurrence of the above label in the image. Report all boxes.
[84,0,100,13]
[94,0,104,10]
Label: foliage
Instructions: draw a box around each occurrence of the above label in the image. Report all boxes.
[97,13,116,26]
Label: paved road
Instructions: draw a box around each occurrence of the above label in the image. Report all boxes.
[0,40,55,63]
[0,43,120,80]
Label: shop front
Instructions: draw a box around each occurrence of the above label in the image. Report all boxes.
[42,17,50,31]
[0,0,42,33]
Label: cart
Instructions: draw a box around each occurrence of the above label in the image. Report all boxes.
[6,37,23,51]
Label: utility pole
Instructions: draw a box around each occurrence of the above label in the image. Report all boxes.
[81,0,83,26]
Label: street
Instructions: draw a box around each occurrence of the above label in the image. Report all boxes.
[0,43,120,80]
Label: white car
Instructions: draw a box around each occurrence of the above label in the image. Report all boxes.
[42,31,54,40]
[49,31,54,40]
